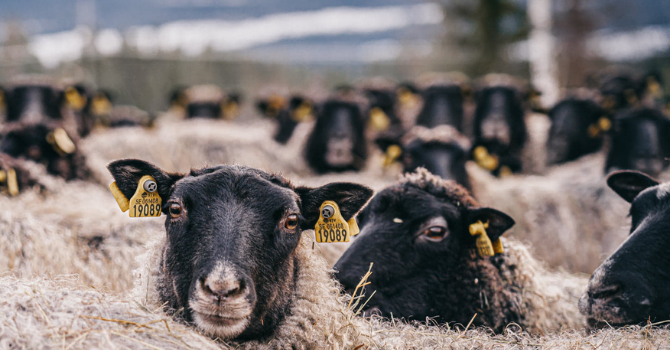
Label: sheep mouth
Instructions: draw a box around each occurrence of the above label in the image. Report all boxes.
[191,311,251,339]
[195,312,249,327]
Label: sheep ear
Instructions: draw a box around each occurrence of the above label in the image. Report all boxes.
[607,170,659,203]
[466,207,515,242]
[107,159,182,202]
[296,183,373,229]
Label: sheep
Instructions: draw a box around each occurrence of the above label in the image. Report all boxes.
[334,168,586,334]
[580,170,670,328]
[108,158,374,341]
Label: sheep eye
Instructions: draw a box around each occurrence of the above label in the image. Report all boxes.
[423,226,447,241]
[169,203,182,218]
[285,214,299,230]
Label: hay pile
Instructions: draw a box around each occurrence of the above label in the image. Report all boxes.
[0,166,162,292]
[0,276,221,349]
[2,235,667,349]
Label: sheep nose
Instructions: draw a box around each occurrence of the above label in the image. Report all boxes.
[589,283,623,301]
[201,276,245,299]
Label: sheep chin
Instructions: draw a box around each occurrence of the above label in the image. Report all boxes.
[191,311,250,340]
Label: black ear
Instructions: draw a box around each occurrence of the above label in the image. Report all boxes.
[0,130,24,157]
[296,182,373,228]
[607,170,659,203]
[466,207,515,242]
[107,159,183,203]
[256,100,270,116]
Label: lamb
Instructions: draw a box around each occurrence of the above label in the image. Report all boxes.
[334,168,587,334]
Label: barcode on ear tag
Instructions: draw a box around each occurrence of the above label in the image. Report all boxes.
[128,175,162,218]
[315,200,351,243]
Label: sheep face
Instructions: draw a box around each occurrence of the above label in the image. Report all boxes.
[416,85,465,130]
[305,100,367,174]
[580,170,670,327]
[472,86,527,176]
[5,85,64,123]
[605,108,670,178]
[107,159,372,340]
[546,98,607,166]
[334,174,514,323]
[186,102,222,119]
[0,123,82,181]
[403,140,470,189]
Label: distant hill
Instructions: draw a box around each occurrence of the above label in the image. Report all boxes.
[1,0,668,36]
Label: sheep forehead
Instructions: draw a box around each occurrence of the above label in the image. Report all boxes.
[655,183,670,200]
[173,169,297,205]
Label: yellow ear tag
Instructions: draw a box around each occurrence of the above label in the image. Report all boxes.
[109,181,130,212]
[347,217,360,237]
[474,146,499,171]
[469,220,494,257]
[46,128,76,155]
[598,117,611,132]
[92,96,112,117]
[222,101,239,120]
[128,175,162,217]
[0,90,5,110]
[267,95,286,118]
[647,78,662,97]
[383,144,403,167]
[492,237,504,254]
[108,176,161,217]
[315,200,352,243]
[587,123,600,138]
[397,88,418,109]
[0,168,19,197]
[65,87,86,111]
[369,107,391,132]
[499,165,513,178]
[291,102,313,122]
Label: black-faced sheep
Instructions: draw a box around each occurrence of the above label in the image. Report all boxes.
[108,159,373,341]
[335,168,586,333]
[580,170,670,328]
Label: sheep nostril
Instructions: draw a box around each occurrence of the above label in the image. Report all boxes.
[201,277,245,299]
[590,284,622,300]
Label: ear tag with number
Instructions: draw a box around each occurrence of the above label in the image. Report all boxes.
[109,175,161,218]
[128,176,161,217]
[469,220,495,257]
[369,107,391,132]
[315,200,352,243]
